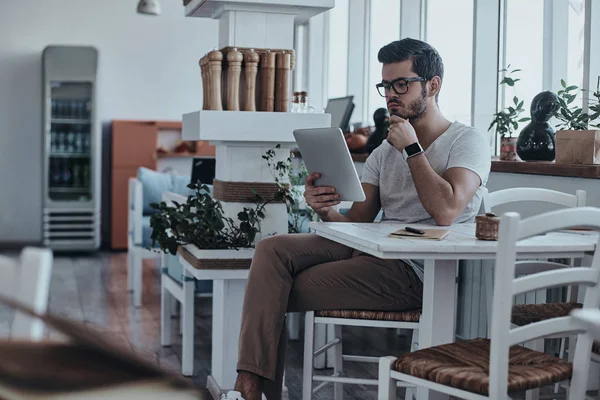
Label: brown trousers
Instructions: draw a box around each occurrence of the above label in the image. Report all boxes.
[236,233,423,399]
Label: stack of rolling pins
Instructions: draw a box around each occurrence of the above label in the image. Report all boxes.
[199,47,295,112]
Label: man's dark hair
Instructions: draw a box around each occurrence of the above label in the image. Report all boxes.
[378,38,444,99]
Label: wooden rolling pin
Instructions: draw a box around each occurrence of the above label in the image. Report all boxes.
[199,55,208,110]
[275,51,291,112]
[207,49,223,110]
[226,48,243,111]
[260,50,276,112]
[244,49,259,111]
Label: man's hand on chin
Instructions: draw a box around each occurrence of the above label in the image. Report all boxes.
[386,115,419,152]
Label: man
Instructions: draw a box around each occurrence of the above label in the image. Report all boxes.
[225,38,491,400]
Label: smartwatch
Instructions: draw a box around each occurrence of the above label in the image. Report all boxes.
[402,142,424,160]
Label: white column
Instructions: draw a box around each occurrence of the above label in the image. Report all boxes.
[583,0,600,113]
[347,0,370,124]
[293,23,309,92]
[542,0,569,93]
[400,0,426,40]
[308,13,327,112]
[471,0,501,150]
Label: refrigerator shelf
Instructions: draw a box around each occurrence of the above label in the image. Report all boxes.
[49,187,90,193]
[51,118,91,124]
[50,152,91,158]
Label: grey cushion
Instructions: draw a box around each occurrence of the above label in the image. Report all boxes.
[138,167,176,215]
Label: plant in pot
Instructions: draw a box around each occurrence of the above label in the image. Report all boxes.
[148,145,314,256]
[553,78,600,164]
[488,66,530,161]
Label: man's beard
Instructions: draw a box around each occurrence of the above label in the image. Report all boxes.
[388,85,428,121]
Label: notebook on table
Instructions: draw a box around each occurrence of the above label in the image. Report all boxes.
[389,227,450,240]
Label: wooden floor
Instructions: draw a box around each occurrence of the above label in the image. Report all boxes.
[0,251,414,399]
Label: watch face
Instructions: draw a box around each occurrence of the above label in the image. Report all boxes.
[405,142,423,156]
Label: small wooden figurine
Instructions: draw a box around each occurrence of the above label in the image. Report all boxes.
[260,50,276,112]
[275,51,291,112]
[226,48,243,111]
[207,49,223,111]
[244,49,259,112]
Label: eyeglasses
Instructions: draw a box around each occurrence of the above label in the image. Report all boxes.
[375,77,426,97]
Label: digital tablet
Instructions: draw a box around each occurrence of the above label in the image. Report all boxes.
[293,127,366,202]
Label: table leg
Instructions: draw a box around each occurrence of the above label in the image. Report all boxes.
[181,268,196,376]
[207,279,246,398]
[417,259,458,400]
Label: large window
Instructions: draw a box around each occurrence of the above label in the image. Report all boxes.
[567,0,586,109]
[502,0,544,119]
[326,0,350,100]
[367,0,401,121]
[425,0,474,124]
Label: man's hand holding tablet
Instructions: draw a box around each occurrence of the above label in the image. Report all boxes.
[303,172,341,219]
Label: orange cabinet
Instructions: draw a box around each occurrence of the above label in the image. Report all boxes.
[110,120,215,250]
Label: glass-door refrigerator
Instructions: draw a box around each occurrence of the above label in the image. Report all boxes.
[42,46,100,251]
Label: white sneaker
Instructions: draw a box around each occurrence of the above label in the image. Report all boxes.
[220,391,267,400]
[221,391,245,400]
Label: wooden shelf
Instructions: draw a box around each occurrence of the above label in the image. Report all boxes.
[491,160,600,179]
[184,0,334,23]
[182,110,331,143]
[156,152,197,159]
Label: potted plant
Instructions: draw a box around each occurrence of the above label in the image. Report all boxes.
[554,77,600,164]
[488,66,530,161]
[148,145,313,256]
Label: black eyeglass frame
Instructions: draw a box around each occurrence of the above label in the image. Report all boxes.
[375,77,426,97]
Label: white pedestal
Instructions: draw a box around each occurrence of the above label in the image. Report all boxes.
[182,1,332,395]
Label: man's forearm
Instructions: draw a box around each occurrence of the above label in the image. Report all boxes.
[406,153,456,225]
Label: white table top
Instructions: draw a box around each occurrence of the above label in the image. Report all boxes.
[308,221,598,260]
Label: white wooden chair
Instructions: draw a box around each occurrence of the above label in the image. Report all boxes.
[303,309,420,400]
[378,207,600,400]
[483,187,586,399]
[0,247,53,340]
[128,176,162,308]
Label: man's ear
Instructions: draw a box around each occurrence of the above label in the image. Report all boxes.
[429,76,441,98]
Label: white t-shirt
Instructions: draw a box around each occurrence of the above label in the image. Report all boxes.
[360,121,492,280]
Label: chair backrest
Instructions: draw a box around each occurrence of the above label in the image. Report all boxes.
[0,247,53,340]
[483,187,586,213]
[488,207,600,398]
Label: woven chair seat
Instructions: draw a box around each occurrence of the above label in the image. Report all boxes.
[315,309,421,323]
[393,338,571,395]
[511,302,582,326]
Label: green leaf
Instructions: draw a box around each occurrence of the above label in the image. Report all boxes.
[513,96,518,105]
[518,117,530,122]
[510,68,521,73]
[561,79,567,88]
[237,212,248,221]
[566,85,578,92]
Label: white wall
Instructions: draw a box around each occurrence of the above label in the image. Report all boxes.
[0,0,218,245]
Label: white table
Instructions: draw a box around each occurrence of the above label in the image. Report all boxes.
[308,221,597,400]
